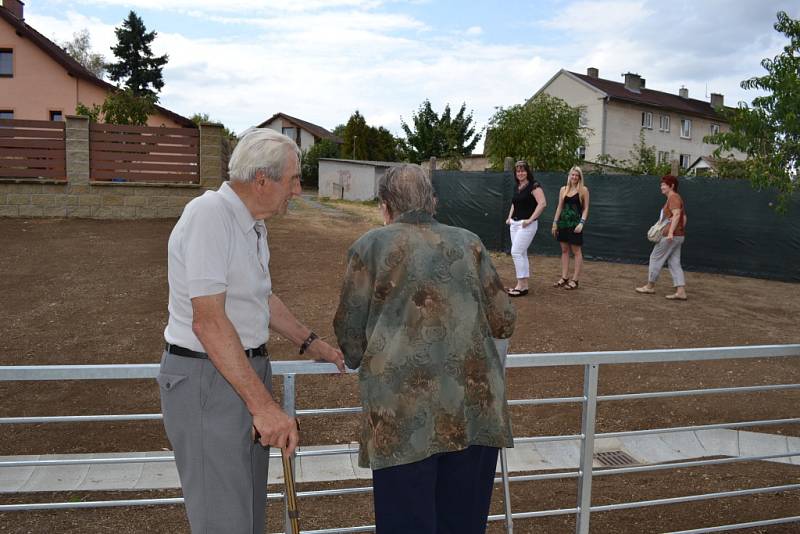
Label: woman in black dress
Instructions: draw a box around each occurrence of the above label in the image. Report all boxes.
[551,166,590,290]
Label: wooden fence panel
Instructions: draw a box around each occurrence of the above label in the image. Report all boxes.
[91,151,197,164]
[89,124,199,183]
[89,122,199,136]
[0,119,66,181]
[0,118,66,130]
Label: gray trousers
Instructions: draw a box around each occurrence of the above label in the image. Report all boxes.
[648,236,686,287]
[158,351,273,534]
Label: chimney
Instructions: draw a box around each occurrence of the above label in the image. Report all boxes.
[679,86,689,99]
[623,72,642,93]
[710,92,724,109]
[1,0,24,19]
[640,78,646,89]
[587,67,599,78]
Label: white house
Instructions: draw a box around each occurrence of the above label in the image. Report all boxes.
[534,68,743,170]
[256,112,342,151]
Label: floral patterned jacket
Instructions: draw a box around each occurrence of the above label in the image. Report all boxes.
[334,210,516,470]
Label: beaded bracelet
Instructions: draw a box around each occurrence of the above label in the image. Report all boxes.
[299,331,319,355]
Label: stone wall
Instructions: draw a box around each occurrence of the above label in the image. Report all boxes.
[0,117,225,219]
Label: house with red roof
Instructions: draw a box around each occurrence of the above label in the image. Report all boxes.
[534,67,743,170]
[0,0,193,127]
[257,112,342,151]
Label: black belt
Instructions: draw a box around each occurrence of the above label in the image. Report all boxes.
[165,343,267,359]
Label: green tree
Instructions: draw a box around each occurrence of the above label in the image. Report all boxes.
[485,94,588,171]
[190,113,236,140]
[75,88,155,125]
[371,126,404,162]
[594,131,670,175]
[401,100,482,167]
[75,102,102,123]
[705,11,799,212]
[107,11,168,99]
[339,111,404,161]
[340,111,371,160]
[713,157,751,179]
[301,139,341,188]
[60,29,105,78]
[624,130,672,175]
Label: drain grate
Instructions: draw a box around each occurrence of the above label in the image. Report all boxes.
[594,450,639,467]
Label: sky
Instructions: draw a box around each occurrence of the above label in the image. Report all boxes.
[23,0,800,150]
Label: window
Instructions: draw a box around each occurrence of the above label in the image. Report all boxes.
[49,111,63,122]
[680,119,692,139]
[658,150,670,165]
[710,123,720,135]
[577,146,586,160]
[0,110,13,120]
[659,114,670,132]
[578,107,588,127]
[679,153,691,169]
[282,127,297,139]
[641,111,653,129]
[0,49,12,77]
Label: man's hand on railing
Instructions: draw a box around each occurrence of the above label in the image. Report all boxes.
[305,338,346,373]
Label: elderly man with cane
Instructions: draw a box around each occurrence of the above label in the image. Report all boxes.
[158,128,345,533]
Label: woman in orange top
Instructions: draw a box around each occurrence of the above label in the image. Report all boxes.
[636,175,688,300]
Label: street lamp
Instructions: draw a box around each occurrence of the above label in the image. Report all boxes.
[353,135,357,160]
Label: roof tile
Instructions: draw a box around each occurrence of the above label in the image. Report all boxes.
[569,71,726,121]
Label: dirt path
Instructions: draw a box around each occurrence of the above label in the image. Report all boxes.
[0,199,798,532]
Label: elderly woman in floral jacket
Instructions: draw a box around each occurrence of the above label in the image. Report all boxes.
[334,164,516,534]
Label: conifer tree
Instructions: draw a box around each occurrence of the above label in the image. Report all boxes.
[107,11,168,100]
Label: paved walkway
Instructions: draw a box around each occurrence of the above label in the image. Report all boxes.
[1,430,798,493]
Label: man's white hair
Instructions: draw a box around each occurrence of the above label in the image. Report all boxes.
[229,128,301,183]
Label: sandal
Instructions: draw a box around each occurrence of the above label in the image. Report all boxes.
[563,280,579,290]
[553,277,568,288]
[507,288,529,297]
[635,286,655,294]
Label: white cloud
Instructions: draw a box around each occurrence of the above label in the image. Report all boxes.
[23,0,800,151]
[541,0,798,106]
[541,0,651,34]
[71,0,384,14]
[25,12,117,58]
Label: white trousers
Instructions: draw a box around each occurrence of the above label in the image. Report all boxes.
[509,219,538,279]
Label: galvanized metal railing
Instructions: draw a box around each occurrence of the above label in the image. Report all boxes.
[1,344,800,534]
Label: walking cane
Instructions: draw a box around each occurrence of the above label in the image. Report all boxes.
[282,449,300,534]
[254,422,301,534]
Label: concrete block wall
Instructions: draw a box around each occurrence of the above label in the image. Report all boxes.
[0,118,225,219]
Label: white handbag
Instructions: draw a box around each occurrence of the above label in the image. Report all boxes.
[647,219,669,243]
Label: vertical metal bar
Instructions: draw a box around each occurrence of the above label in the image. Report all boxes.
[575,364,599,534]
[283,374,297,534]
[495,337,513,533]
[499,448,514,534]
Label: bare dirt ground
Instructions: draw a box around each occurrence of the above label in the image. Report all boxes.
[1,197,799,533]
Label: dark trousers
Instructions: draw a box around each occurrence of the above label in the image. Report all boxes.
[372,445,500,534]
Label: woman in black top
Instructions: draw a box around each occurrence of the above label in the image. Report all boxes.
[551,166,590,289]
[505,160,547,297]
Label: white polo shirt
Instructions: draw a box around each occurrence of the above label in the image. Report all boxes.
[164,182,271,352]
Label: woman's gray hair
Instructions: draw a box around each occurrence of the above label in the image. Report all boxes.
[229,128,301,183]
[378,164,436,217]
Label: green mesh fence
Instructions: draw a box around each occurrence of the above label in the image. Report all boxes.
[432,170,800,282]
